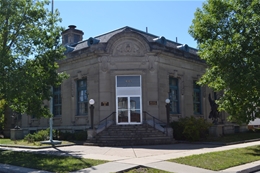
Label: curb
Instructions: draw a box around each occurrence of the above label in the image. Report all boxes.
[0,143,75,149]
[236,164,260,173]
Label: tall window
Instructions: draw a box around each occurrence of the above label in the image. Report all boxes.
[53,86,62,117]
[169,77,179,114]
[77,79,88,115]
[193,81,201,114]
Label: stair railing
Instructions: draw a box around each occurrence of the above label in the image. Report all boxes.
[143,111,168,136]
[96,111,116,134]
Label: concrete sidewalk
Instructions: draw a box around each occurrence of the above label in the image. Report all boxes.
[1,141,260,173]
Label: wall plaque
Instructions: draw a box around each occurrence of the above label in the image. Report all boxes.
[149,101,157,105]
[101,102,109,106]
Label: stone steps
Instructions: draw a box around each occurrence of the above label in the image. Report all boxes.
[84,124,174,146]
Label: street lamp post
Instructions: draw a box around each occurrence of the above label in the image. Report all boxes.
[165,99,170,127]
[40,0,61,145]
[89,99,95,129]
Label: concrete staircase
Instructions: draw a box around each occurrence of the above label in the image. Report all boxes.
[84,124,174,146]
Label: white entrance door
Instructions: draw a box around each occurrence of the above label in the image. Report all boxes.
[116,76,142,124]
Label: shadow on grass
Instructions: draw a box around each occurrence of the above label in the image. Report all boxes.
[0,149,106,172]
[53,145,93,168]
[246,145,260,157]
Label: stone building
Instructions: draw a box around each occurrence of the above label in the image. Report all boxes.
[14,25,222,141]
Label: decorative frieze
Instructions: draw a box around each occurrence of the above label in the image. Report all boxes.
[113,41,144,56]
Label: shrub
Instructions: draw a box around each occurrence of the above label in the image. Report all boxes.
[24,129,88,142]
[59,131,74,140]
[170,121,185,140]
[74,131,87,141]
[58,130,87,141]
[171,116,212,141]
[24,134,34,143]
[34,129,49,141]
[24,128,50,143]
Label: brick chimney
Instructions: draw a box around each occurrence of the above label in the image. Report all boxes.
[61,25,84,45]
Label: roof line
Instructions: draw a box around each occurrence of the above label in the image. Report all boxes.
[77,26,198,50]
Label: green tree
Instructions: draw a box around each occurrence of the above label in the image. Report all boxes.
[0,98,6,132]
[0,0,67,121]
[189,0,260,123]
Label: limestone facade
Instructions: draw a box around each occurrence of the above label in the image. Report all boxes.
[18,26,222,134]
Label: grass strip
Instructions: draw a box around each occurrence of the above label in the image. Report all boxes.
[118,166,172,173]
[0,139,73,147]
[169,145,260,171]
[0,150,107,173]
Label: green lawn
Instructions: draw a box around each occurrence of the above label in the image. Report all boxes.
[0,150,108,173]
[169,145,260,171]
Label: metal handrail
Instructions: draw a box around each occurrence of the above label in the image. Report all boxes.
[98,111,116,129]
[143,111,168,136]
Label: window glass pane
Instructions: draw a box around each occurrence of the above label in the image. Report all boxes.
[170,90,177,100]
[118,97,128,109]
[118,110,128,122]
[54,95,58,104]
[169,77,179,114]
[194,103,201,114]
[193,80,201,114]
[78,102,88,114]
[170,78,178,86]
[131,110,140,122]
[130,97,140,110]
[53,86,61,117]
[54,106,61,116]
[171,101,178,113]
[77,79,88,115]
[78,90,87,102]
[194,92,200,102]
[117,76,140,87]
[78,80,86,88]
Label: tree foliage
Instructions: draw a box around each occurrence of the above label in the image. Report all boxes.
[0,98,6,132]
[189,0,260,123]
[0,0,67,119]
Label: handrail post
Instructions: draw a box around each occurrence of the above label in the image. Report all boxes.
[153,117,155,129]
[113,112,116,124]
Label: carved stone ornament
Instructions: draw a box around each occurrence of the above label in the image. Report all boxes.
[113,41,144,56]
[139,55,149,67]
[98,56,110,72]
[148,56,155,72]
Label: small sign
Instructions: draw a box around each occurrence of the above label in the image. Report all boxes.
[101,102,109,106]
[149,101,157,105]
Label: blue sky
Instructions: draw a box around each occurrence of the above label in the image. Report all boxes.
[54,1,204,48]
